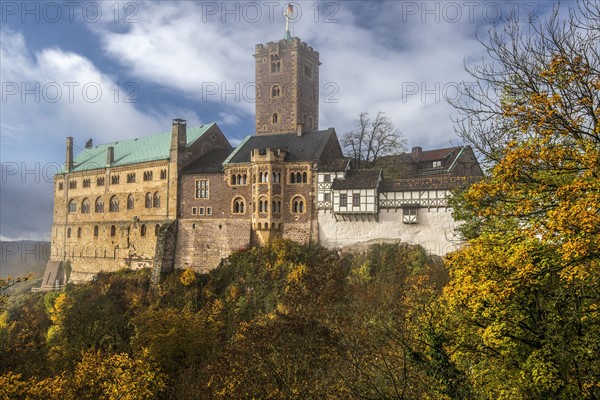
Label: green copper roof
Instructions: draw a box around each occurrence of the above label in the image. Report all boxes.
[61,123,216,173]
[283,30,292,41]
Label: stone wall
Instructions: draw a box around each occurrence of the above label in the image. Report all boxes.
[317,207,460,256]
[174,219,251,272]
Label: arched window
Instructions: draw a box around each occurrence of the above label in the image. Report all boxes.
[153,192,160,208]
[271,60,280,73]
[110,225,116,237]
[77,227,82,238]
[272,113,279,123]
[233,197,245,214]
[145,193,152,208]
[271,84,281,98]
[127,194,134,210]
[155,224,160,236]
[67,228,71,238]
[68,199,77,213]
[94,225,99,237]
[95,197,104,213]
[109,196,119,212]
[272,199,281,213]
[290,172,296,183]
[302,172,308,183]
[309,116,314,129]
[296,172,302,183]
[81,198,90,214]
[292,196,305,214]
[259,198,268,213]
[263,172,269,183]
[237,174,242,185]
[140,224,146,237]
[231,175,236,185]
[242,174,247,185]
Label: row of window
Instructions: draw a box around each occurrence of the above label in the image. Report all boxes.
[192,207,213,216]
[230,196,305,214]
[66,224,161,238]
[270,60,313,79]
[58,169,167,190]
[339,193,362,207]
[225,171,307,188]
[271,112,315,129]
[68,192,161,213]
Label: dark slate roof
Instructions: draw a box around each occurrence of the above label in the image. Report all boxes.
[181,148,235,174]
[379,176,480,191]
[224,129,336,164]
[317,157,351,172]
[331,169,382,190]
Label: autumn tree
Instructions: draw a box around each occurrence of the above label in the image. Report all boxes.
[342,111,406,168]
[445,1,600,398]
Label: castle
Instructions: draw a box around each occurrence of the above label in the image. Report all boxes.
[39,31,482,289]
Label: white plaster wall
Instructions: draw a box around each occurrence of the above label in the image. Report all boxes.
[318,208,461,256]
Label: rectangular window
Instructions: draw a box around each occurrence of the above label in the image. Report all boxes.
[192,207,197,215]
[195,180,209,198]
[199,207,205,215]
[324,193,331,202]
[340,194,347,207]
[324,174,331,183]
[353,193,361,207]
[403,208,418,224]
[207,207,212,215]
[432,161,442,168]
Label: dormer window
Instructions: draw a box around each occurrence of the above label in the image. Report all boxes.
[433,161,442,168]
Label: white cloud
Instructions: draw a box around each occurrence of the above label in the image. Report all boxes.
[91,1,490,147]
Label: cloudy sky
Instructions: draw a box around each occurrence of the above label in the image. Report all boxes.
[0,0,558,241]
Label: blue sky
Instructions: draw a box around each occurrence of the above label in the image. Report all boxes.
[0,0,557,241]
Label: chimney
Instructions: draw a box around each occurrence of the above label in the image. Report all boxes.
[171,118,187,150]
[296,123,303,137]
[412,146,422,160]
[106,146,114,166]
[65,137,73,172]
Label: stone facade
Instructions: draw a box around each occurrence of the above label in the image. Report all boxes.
[47,121,231,285]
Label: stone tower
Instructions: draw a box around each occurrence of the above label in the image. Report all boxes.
[254,37,320,135]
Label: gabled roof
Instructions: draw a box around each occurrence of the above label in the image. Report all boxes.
[182,148,235,174]
[317,157,351,172]
[331,169,382,190]
[224,129,337,164]
[61,123,217,173]
[415,147,460,162]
